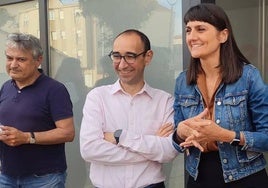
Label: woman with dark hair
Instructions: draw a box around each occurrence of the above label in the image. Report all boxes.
[172,3,268,188]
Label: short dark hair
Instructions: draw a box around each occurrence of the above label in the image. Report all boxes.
[184,3,250,84]
[114,29,151,52]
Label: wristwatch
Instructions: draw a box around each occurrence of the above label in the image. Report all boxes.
[230,131,240,146]
[114,129,122,144]
[29,132,36,144]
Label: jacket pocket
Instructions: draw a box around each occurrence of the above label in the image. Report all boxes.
[177,95,200,118]
[222,93,248,130]
[237,148,262,163]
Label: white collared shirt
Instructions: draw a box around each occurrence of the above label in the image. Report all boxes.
[80,80,178,188]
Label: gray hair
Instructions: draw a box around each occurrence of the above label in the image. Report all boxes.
[6,33,43,60]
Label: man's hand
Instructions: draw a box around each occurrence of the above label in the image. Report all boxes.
[156,122,174,137]
[0,125,29,146]
[103,132,117,144]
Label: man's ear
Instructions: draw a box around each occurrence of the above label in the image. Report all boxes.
[35,56,43,67]
[145,50,153,65]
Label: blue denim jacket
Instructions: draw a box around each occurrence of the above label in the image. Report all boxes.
[172,64,268,183]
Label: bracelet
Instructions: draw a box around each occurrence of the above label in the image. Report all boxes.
[173,130,184,144]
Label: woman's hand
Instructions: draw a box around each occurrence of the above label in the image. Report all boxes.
[177,108,222,152]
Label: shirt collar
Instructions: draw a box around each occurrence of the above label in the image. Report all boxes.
[11,72,44,89]
[110,79,153,98]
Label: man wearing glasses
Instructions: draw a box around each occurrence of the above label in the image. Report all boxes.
[80,29,178,188]
[0,33,75,188]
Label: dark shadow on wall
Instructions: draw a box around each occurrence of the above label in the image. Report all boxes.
[145,46,175,95]
[54,57,90,188]
[145,47,176,187]
[94,55,117,87]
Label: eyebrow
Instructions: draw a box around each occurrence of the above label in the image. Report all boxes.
[112,51,137,55]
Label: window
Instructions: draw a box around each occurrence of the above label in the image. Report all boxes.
[51,31,57,40]
[59,10,64,19]
[49,10,55,20]
[61,31,66,39]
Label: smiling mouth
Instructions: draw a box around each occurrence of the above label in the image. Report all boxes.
[119,69,132,74]
[191,44,202,48]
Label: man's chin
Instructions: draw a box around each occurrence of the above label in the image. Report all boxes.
[9,75,20,80]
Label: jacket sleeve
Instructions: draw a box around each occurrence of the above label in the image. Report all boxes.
[242,67,268,152]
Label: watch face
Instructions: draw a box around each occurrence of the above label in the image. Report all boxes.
[30,137,36,144]
[114,130,122,137]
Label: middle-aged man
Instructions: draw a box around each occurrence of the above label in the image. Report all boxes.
[0,33,75,188]
[80,29,178,188]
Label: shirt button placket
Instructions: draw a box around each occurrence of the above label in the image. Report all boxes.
[128,100,135,129]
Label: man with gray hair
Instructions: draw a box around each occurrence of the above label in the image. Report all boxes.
[0,33,75,188]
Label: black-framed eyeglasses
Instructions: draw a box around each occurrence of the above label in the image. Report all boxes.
[108,51,147,64]
[7,33,31,41]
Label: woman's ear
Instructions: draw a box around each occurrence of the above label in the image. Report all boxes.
[220,29,229,43]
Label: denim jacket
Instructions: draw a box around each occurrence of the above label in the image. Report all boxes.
[172,64,268,183]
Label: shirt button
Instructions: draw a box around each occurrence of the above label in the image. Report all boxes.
[18,90,21,93]
[216,119,220,124]
[217,101,221,105]
[222,159,228,163]
[228,175,233,180]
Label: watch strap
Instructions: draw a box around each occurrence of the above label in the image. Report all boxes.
[30,132,35,139]
[230,131,240,146]
[114,129,122,144]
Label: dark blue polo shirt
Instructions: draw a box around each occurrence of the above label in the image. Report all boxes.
[0,73,73,177]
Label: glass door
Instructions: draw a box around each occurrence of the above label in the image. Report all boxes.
[216,0,268,83]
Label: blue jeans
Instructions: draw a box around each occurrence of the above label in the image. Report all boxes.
[0,171,66,188]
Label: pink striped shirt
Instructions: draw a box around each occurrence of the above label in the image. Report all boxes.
[80,80,178,188]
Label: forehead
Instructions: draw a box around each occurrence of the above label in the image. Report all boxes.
[186,21,213,28]
[5,47,32,58]
[113,33,142,53]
